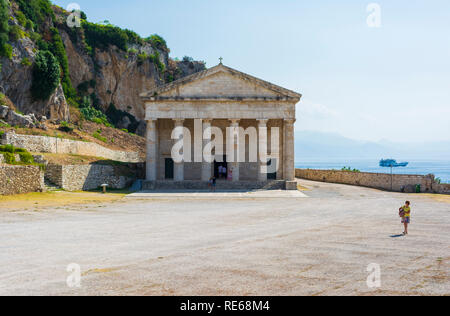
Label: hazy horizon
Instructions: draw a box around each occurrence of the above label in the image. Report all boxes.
[53,0,450,143]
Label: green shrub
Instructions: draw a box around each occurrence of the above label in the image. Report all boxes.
[0,144,29,154]
[2,152,15,164]
[137,53,147,66]
[14,0,55,32]
[0,42,12,59]
[150,51,165,72]
[0,0,10,58]
[0,144,15,153]
[341,166,361,173]
[83,21,129,51]
[148,34,167,51]
[59,121,74,133]
[21,57,32,66]
[80,104,111,127]
[28,31,41,43]
[0,130,4,137]
[31,50,61,101]
[49,27,76,99]
[19,152,34,164]
[137,51,165,72]
[0,92,6,105]
[15,10,27,27]
[9,24,25,42]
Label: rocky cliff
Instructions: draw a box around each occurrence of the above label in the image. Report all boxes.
[0,3,69,121]
[0,0,205,134]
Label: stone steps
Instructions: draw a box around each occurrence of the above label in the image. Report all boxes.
[142,180,287,191]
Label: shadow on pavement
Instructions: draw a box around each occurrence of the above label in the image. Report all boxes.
[390,234,405,238]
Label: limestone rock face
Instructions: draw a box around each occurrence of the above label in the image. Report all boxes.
[60,29,164,120]
[59,28,205,131]
[0,31,70,122]
[0,104,48,129]
[6,110,35,128]
[1,6,204,133]
[0,105,8,119]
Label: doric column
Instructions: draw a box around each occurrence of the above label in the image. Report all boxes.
[283,119,296,181]
[146,119,158,181]
[201,119,213,181]
[229,119,240,182]
[258,119,269,182]
[174,119,185,182]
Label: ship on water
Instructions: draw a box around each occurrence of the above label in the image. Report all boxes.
[379,159,409,168]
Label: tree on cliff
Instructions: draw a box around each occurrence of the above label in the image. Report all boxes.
[31,50,61,101]
[0,0,12,59]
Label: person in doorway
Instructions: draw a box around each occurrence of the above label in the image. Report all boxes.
[222,166,227,179]
[218,165,223,179]
[399,201,412,235]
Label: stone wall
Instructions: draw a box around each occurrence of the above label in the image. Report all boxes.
[0,165,45,195]
[433,183,450,195]
[295,169,437,193]
[46,163,143,191]
[2,132,143,163]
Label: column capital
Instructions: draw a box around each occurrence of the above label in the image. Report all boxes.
[203,119,213,124]
[146,118,157,123]
[258,119,269,126]
[229,119,240,125]
[173,118,185,126]
[284,119,296,125]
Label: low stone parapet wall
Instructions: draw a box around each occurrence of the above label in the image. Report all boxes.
[46,163,143,191]
[295,169,437,193]
[0,165,45,195]
[433,183,450,195]
[2,131,143,163]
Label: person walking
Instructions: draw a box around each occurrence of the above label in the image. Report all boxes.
[399,201,412,235]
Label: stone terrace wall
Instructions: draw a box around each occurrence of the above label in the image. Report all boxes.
[2,132,143,163]
[0,165,45,195]
[46,164,141,191]
[295,169,436,193]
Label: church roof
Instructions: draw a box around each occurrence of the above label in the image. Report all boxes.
[140,63,302,101]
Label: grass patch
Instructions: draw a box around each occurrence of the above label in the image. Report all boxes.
[93,130,107,143]
[0,191,127,210]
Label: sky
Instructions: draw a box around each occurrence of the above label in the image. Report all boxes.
[52,0,450,143]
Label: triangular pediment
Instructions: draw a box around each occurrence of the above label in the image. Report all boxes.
[140,64,301,101]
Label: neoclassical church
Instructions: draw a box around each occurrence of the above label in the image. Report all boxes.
[140,62,301,190]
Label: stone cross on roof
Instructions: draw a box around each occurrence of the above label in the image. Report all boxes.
[219,57,223,64]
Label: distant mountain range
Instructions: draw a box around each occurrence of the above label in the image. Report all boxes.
[295,130,450,161]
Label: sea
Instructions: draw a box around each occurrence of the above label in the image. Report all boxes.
[295,159,450,184]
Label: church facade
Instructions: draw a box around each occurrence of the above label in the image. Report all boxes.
[140,63,301,189]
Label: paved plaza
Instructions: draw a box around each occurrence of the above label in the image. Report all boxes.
[0,180,448,295]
